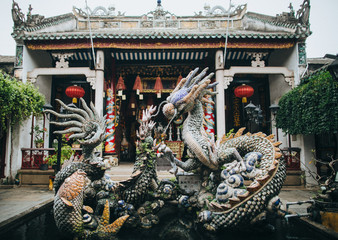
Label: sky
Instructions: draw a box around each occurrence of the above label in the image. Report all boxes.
[0,0,337,58]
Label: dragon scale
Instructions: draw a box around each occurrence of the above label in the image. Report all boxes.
[205,160,286,231]
[179,100,218,171]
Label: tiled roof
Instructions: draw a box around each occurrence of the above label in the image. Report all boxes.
[13,28,305,41]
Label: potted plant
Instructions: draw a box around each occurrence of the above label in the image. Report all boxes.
[31,125,47,148]
[39,160,49,170]
[72,140,81,149]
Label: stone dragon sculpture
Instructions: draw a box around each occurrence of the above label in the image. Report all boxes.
[161,67,286,231]
[47,68,286,239]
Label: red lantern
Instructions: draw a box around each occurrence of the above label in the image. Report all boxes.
[65,85,85,103]
[234,84,254,103]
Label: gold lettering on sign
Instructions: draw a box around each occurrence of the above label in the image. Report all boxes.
[233,96,241,127]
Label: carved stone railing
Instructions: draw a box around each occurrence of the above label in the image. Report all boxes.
[21,147,84,169]
[21,148,55,169]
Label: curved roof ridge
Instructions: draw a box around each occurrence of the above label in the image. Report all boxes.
[246,12,298,29]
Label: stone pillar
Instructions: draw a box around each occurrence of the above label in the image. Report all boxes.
[95,50,105,117]
[215,50,225,140]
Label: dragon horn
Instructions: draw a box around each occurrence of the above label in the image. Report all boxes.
[183,67,199,88]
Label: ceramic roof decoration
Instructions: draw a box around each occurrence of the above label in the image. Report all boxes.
[11,0,311,49]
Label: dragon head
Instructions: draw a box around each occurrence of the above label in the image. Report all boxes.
[162,67,217,121]
[44,98,106,149]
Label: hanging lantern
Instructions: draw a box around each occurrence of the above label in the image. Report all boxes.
[176,74,183,86]
[133,75,143,96]
[116,75,126,97]
[65,85,85,103]
[234,84,254,103]
[154,76,163,98]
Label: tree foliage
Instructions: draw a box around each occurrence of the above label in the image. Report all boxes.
[0,71,45,133]
[276,71,338,135]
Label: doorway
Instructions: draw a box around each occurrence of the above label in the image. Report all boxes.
[225,75,271,134]
[49,76,93,147]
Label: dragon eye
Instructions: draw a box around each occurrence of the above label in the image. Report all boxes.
[163,103,175,120]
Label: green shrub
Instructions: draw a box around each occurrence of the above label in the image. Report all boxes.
[276,71,338,135]
[0,71,45,133]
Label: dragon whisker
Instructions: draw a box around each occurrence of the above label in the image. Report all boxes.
[151,100,167,118]
[80,98,95,120]
[53,127,82,135]
[45,109,86,123]
[69,132,87,139]
[50,120,83,128]
[55,99,90,120]
[90,102,100,120]
[164,109,177,133]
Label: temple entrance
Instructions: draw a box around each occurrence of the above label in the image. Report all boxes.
[114,74,182,164]
[107,59,212,164]
[225,75,271,134]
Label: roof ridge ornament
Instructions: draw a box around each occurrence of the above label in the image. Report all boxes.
[73,5,124,17]
[201,3,246,17]
[296,0,310,26]
[11,0,25,28]
[142,0,176,21]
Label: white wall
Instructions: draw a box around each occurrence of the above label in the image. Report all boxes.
[268,46,296,150]
[300,135,317,187]
[268,44,317,187]
[4,47,53,180]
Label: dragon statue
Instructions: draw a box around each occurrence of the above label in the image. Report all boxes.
[47,68,286,239]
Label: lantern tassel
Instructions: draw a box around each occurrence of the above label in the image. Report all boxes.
[242,97,247,103]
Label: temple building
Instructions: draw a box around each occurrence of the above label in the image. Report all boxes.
[5,0,314,186]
